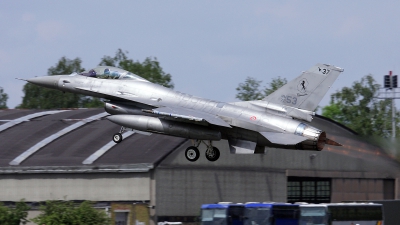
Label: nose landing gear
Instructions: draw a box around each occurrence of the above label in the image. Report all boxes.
[184,140,220,162]
[113,133,123,143]
[112,126,125,143]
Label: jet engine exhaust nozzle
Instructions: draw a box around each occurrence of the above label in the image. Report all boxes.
[295,125,342,151]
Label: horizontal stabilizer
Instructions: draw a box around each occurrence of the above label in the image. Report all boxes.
[260,132,308,145]
[325,138,342,146]
[228,138,256,154]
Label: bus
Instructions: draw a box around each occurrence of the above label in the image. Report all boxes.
[201,203,245,225]
[271,203,300,225]
[244,202,300,225]
[202,202,300,225]
[244,203,272,225]
[300,203,383,225]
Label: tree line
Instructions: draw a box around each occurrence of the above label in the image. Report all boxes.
[0,200,110,225]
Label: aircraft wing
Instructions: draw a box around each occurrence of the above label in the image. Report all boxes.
[260,132,308,145]
[144,106,232,128]
[75,87,231,127]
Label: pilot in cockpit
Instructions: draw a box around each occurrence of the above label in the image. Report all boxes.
[103,68,110,78]
[80,66,146,81]
[80,69,97,77]
[88,69,96,77]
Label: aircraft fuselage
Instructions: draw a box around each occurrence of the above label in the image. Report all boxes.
[23,63,343,161]
[38,74,323,152]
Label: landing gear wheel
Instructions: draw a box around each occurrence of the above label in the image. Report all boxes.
[113,133,123,143]
[185,146,200,162]
[205,147,220,162]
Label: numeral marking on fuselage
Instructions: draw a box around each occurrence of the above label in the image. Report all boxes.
[318,67,330,75]
[280,95,297,105]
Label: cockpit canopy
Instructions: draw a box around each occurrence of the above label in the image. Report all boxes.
[79,66,149,82]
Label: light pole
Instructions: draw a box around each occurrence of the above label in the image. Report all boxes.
[381,71,398,139]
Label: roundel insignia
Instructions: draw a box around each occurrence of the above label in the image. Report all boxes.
[297,78,309,93]
[250,116,257,121]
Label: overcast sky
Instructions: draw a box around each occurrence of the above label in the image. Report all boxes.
[2,1,400,110]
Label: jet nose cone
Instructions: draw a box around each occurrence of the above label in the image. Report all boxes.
[26,76,60,89]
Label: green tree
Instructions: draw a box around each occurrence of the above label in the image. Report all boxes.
[236,77,263,101]
[32,200,110,225]
[99,49,174,88]
[0,87,8,109]
[236,76,287,101]
[18,57,103,109]
[263,76,287,96]
[322,75,397,137]
[0,201,30,225]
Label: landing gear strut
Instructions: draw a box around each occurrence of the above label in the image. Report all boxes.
[184,140,220,162]
[112,126,125,143]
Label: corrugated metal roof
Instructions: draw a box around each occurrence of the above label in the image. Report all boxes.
[0,110,69,132]
[82,131,135,165]
[0,109,185,172]
[9,112,108,165]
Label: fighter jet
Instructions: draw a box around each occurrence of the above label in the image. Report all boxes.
[21,63,343,162]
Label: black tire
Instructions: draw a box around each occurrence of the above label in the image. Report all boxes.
[205,147,220,162]
[113,133,123,143]
[185,146,200,162]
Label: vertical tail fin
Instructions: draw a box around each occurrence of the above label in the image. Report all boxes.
[263,63,344,111]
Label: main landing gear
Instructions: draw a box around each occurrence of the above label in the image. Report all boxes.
[112,126,125,143]
[185,140,220,162]
[112,127,220,162]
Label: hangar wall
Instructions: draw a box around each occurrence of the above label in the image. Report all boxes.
[156,168,286,216]
[331,178,394,201]
[0,173,150,201]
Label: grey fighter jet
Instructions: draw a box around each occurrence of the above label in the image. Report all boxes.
[21,63,343,162]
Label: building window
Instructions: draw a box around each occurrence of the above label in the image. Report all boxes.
[115,212,128,225]
[287,177,331,203]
